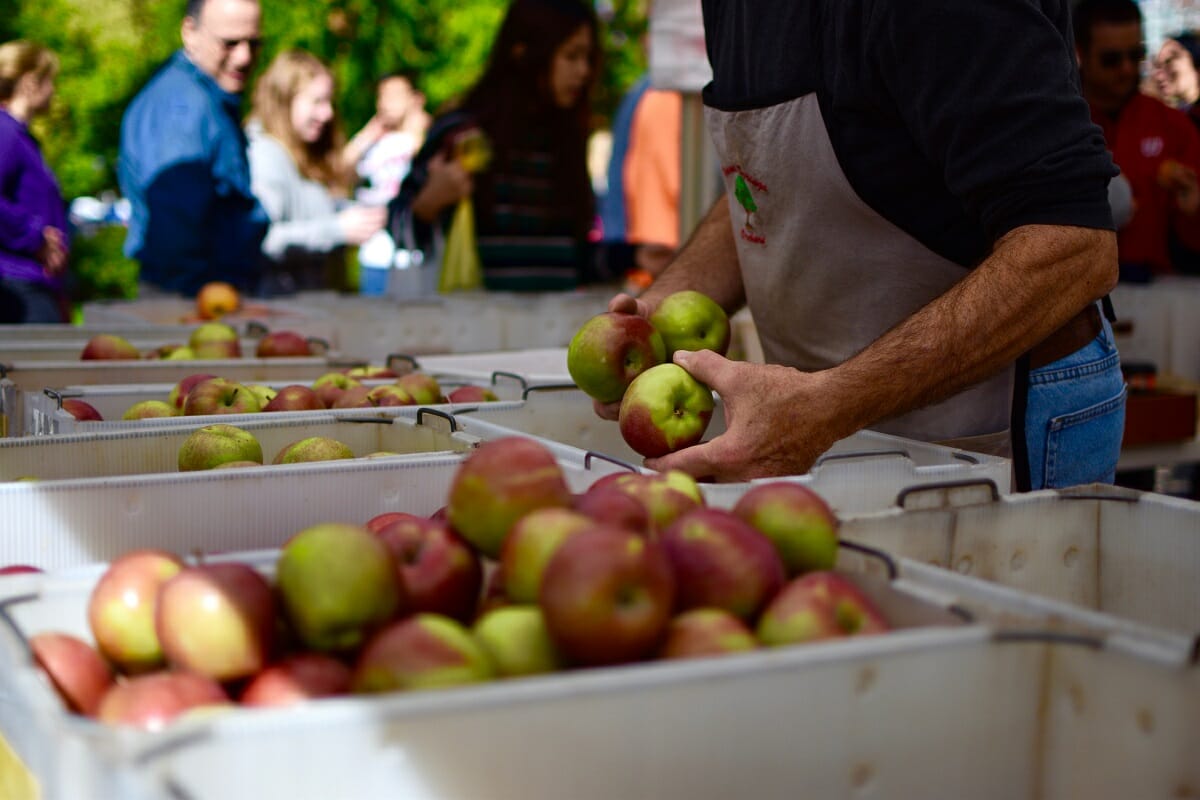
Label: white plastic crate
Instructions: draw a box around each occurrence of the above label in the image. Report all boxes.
[409,347,570,386]
[0,337,274,362]
[312,296,504,362]
[0,553,1194,800]
[0,323,216,343]
[81,297,338,345]
[838,482,1200,641]
[448,388,1012,513]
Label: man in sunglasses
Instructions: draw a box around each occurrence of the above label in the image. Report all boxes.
[117,0,269,296]
[1075,0,1200,279]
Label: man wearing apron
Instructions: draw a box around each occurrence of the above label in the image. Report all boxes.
[604,0,1127,489]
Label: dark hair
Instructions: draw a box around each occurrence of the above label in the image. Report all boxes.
[1072,0,1142,51]
[377,70,418,91]
[1168,30,1200,69]
[185,0,205,19]
[460,0,600,239]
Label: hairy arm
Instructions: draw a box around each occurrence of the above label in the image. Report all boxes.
[649,223,1118,480]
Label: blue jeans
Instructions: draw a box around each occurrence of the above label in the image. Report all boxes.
[1024,314,1126,489]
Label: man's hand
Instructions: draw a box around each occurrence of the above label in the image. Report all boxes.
[592,292,657,421]
[641,350,842,482]
[37,226,67,276]
[411,153,473,223]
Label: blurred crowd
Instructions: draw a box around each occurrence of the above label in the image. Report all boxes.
[1,0,1198,323]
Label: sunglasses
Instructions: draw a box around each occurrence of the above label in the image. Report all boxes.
[1097,45,1146,69]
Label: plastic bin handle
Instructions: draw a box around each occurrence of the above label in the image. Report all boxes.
[522,383,579,400]
[416,406,457,433]
[813,449,912,468]
[305,336,331,355]
[993,629,1105,650]
[42,387,83,409]
[243,320,270,338]
[894,479,1001,510]
[584,450,640,473]
[836,539,899,581]
[490,370,528,390]
[386,353,421,374]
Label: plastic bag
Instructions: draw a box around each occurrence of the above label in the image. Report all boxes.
[438,198,483,292]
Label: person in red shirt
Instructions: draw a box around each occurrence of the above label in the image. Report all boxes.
[1075,0,1200,279]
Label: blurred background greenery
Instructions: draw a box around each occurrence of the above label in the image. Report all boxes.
[0,0,650,304]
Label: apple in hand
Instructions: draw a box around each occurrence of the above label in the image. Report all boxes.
[658,608,758,660]
[539,527,676,666]
[156,563,277,682]
[80,333,140,360]
[567,312,666,403]
[169,373,218,412]
[352,614,494,693]
[97,671,229,731]
[272,436,354,464]
[373,514,483,623]
[733,482,839,576]
[30,632,116,717]
[178,424,263,471]
[756,571,890,646]
[262,384,324,412]
[255,331,311,358]
[396,372,445,405]
[473,606,562,677]
[61,399,104,422]
[447,437,573,558]
[240,653,353,707]
[122,399,177,420]
[501,507,592,603]
[619,363,714,458]
[649,290,731,357]
[312,372,361,408]
[661,508,786,621]
[276,523,405,652]
[87,549,185,674]
[183,378,262,415]
[188,322,241,358]
[446,385,499,403]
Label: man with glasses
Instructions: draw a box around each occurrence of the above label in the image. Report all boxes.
[118,0,269,296]
[1074,0,1200,279]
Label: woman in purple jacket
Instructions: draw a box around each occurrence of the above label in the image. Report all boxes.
[0,40,69,323]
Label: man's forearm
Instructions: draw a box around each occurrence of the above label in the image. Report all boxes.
[638,198,744,314]
[818,224,1118,439]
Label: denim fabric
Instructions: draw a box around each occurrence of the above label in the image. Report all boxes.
[1025,314,1126,489]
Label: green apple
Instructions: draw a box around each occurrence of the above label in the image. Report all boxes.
[733,482,840,576]
[164,346,196,361]
[246,384,278,408]
[182,378,262,415]
[272,436,355,464]
[188,322,241,358]
[178,424,264,471]
[122,400,177,420]
[649,290,731,357]
[395,372,445,405]
[501,507,592,603]
[473,606,562,677]
[618,363,714,458]
[276,523,406,652]
[567,312,666,403]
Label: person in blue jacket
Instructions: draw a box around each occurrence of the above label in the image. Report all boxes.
[118,0,268,297]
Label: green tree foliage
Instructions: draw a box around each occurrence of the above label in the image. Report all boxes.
[7,0,648,301]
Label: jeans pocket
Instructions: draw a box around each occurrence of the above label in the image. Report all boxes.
[1043,386,1127,489]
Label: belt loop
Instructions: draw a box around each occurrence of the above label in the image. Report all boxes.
[1101,294,1116,324]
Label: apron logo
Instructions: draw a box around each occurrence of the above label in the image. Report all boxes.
[723,165,768,245]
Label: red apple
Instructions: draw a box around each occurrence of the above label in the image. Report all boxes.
[733,482,840,576]
[87,549,185,674]
[374,515,483,623]
[648,290,731,357]
[156,563,277,682]
[97,671,230,731]
[255,330,311,358]
[331,385,376,409]
[658,608,758,660]
[183,378,262,415]
[660,508,786,621]
[395,373,445,405]
[276,523,406,652]
[500,507,592,603]
[80,333,139,360]
[188,322,241,358]
[572,486,651,533]
[446,385,499,403]
[539,527,676,666]
[0,564,43,576]
[366,512,412,534]
[352,613,493,693]
[367,384,415,407]
[61,399,104,422]
[619,363,714,458]
[263,384,325,412]
[756,571,890,646]
[240,653,353,707]
[611,472,703,534]
[311,372,361,408]
[567,312,666,403]
[169,373,218,411]
[272,436,354,464]
[446,437,573,558]
[30,632,116,716]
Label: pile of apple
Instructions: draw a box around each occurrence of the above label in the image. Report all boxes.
[25,437,888,732]
[62,368,499,423]
[567,290,730,458]
[79,323,315,363]
[177,425,397,471]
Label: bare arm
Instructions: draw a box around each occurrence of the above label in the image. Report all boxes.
[649,223,1118,481]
